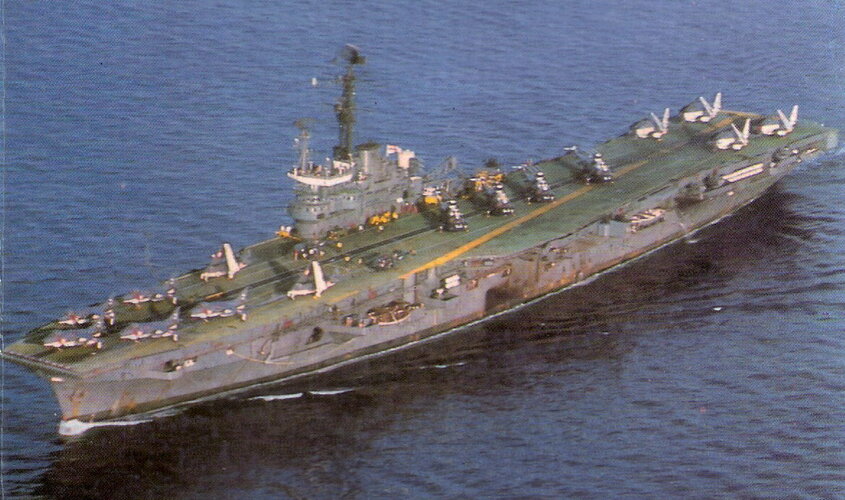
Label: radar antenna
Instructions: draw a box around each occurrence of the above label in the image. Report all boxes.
[333,44,366,160]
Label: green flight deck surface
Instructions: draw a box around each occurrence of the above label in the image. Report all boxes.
[5,112,834,372]
[468,119,826,256]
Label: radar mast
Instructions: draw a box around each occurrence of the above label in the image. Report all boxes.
[333,44,366,160]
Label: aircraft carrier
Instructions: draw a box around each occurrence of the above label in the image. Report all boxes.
[3,46,838,431]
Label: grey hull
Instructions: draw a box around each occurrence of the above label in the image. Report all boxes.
[47,147,819,423]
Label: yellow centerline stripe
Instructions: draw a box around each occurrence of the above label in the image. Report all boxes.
[400,184,596,279]
[397,114,739,279]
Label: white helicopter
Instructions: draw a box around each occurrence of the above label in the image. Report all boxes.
[712,118,752,151]
[200,243,247,281]
[757,105,798,136]
[631,108,670,139]
[680,92,722,123]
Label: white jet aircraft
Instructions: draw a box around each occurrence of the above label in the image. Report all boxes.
[631,108,670,139]
[43,319,106,350]
[190,288,250,322]
[757,105,798,136]
[120,308,181,342]
[712,118,752,151]
[680,92,722,123]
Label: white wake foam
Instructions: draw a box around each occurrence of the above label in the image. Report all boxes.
[59,418,152,437]
[308,388,354,395]
[419,361,468,370]
[251,392,304,402]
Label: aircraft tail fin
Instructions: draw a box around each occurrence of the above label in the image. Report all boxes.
[776,109,789,128]
[788,104,798,128]
[730,122,742,140]
[712,92,722,114]
[650,112,661,128]
[776,105,798,131]
[699,96,713,115]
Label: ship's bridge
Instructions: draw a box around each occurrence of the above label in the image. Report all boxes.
[288,160,354,187]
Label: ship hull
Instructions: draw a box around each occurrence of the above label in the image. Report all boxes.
[45,149,817,424]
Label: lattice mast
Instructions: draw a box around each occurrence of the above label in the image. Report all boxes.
[333,45,365,160]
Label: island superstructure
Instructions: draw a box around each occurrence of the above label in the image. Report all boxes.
[3,46,837,429]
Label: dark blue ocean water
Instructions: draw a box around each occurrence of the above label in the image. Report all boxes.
[4,1,845,498]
